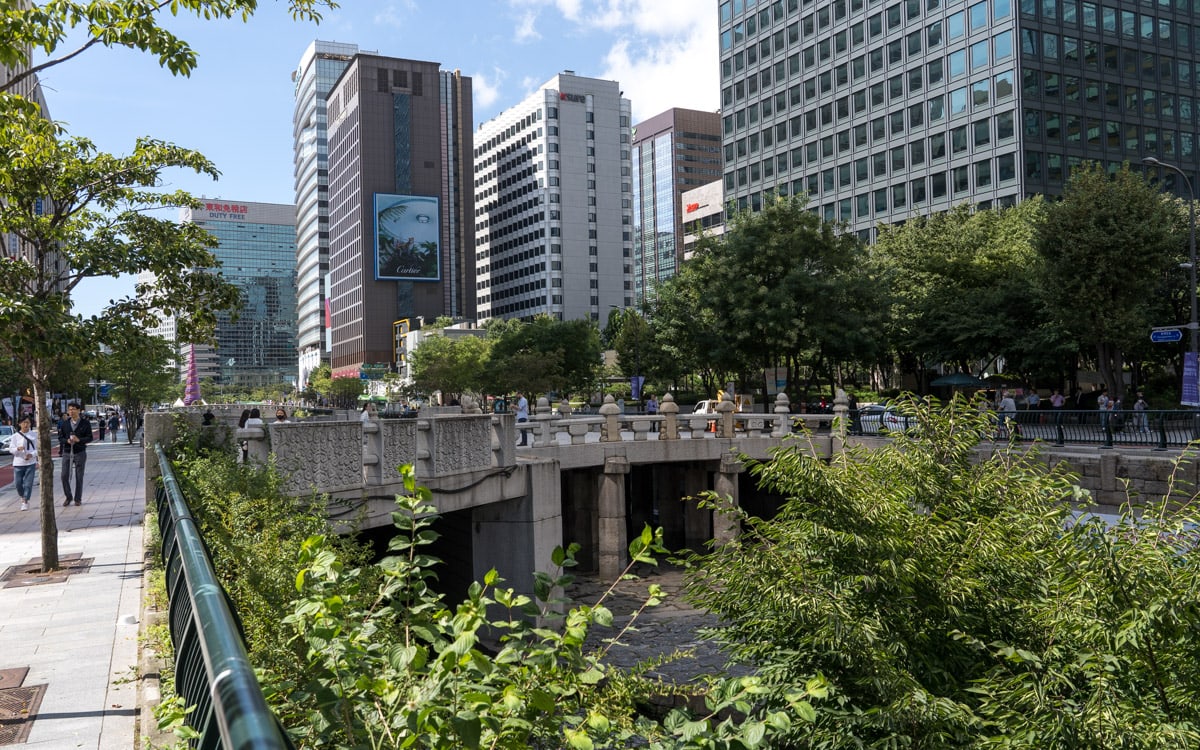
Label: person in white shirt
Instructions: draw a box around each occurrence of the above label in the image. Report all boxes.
[9,415,38,511]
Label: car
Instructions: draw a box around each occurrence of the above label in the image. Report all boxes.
[855,403,911,435]
[0,424,13,452]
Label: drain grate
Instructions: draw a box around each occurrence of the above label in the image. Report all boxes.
[0,554,93,589]
[0,684,46,745]
[0,671,26,692]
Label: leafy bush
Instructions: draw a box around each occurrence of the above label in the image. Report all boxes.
[684,395,1200,748]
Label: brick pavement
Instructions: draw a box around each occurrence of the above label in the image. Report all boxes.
[0,437,145,749]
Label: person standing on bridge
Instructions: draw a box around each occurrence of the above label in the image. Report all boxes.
[1133,392,1149,433]
[515,391,530,446]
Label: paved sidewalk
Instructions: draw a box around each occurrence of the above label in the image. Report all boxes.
[0,439,145,749]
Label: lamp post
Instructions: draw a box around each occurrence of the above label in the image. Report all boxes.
[1143,156,1198,406]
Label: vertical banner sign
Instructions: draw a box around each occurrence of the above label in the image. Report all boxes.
[1184,351,1200,407]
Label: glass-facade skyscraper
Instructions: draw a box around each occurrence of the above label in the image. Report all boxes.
[293,40,358,389]
[631,108,722,303]
[718,0,1200,239]
[181,200,299,387]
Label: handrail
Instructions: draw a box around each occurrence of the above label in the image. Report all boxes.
[153,443,290,750]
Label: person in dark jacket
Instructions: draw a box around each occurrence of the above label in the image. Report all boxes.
[58,402,93,506]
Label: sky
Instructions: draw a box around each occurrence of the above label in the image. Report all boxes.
[39,0,720,318]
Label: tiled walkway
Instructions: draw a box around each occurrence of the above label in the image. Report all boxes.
[0,438,144,749]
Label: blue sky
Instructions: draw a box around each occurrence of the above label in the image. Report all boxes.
[43,0,719,318]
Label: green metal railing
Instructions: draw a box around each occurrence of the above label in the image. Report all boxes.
[154,443,290,749]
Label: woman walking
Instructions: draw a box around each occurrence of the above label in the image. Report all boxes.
[8,415,38,511]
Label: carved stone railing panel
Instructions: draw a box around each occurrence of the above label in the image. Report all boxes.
[424,415,494,477]
[270,422,363,494]
[380,419,419,482]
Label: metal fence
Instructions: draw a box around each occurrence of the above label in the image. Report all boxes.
[1000,409,1200,448]
[153,443,291,749]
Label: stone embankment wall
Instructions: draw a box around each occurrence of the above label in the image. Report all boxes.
[994,445,1200,513]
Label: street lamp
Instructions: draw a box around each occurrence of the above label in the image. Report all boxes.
[1143,156,1199,405]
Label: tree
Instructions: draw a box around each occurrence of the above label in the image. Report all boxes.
[327,376,364,409]
[685,396,1200,747]
[685,196,881,398]
[1039,162,1185,399]
[0,0,335,572]
[486,317,603,398]
[410,332,489,403]
[95,320,176,441]
[0,0,334,96]
[874,201,1067,388]
[0,108,242,570]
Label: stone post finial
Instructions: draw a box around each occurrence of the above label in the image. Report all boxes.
[599,394,621,442]
[772,392,791,437]
[715,392,736,438]
[661,393,679,440]
[833,388,849,439]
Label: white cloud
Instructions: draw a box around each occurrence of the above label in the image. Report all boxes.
[503,0,720,121]
[597,7,719,121]
[472,67,507,110]
[372,0,419,28]
[514,10,541,43]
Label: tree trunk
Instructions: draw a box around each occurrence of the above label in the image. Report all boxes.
[31,378,60,572]
[1096,342,1124,401]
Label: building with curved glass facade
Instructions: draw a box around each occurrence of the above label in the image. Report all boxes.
[181,200,298,388]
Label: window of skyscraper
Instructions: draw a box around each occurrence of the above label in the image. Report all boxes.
[928,20,943,47]
[971,40,989,70]
[909,140,925,166]
[911,177,927,203]
[932,172,947,198]
[1043,32,1059,60]
[930,132,946,158]
[930,94,946,121]
[998,153,1016,181]
[928,58,944,84]
[888,4,902,28]
[974,117,991,145]
[948,11,965,39]
[950,49,967,78]
[973,79,990,106]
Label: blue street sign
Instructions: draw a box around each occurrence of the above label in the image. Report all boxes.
[1151,328,1183,343]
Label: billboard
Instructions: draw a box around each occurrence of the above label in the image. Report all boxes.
[374,194,440,281]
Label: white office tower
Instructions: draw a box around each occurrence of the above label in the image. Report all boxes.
[473,72,634,323]
[292,40,358,388]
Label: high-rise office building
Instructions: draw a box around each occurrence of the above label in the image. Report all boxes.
[631,108,723,303]
[473,72,634,323]
[325,54,474,378]
[718,0,1200,238]
[292,40,359,389]
[180,200,299,387]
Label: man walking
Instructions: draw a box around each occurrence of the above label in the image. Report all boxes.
[58,402,92,506]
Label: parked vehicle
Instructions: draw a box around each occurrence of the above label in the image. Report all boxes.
[0,424,12,452]
[857,403,910,435]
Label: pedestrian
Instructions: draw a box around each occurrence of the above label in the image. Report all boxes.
[97,412,107,441]
[646,393,659,432]
[108,412,120,442]
[274,407,290,422]
[515,391,530,446]
[245,408,264,427]
[58,402,92,506]
[1134,392,1149,433]
[9,415,38,511]
[237,408,252,461]
[998,389,1018,439]
[1097,385,1110,430]
[847,391,861,435]
[1050,388,1065,425]
[360,402,377,422]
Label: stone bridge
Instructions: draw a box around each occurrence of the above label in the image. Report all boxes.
[144,394,1200,602]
